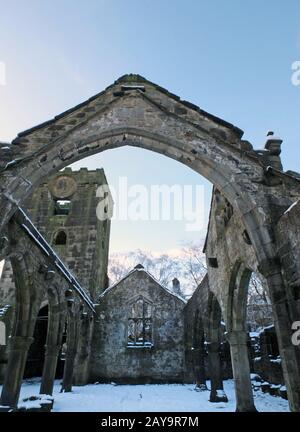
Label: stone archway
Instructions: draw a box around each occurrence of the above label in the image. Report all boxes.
[24,305,48,378]
[226,261,257,411]
[0,75,282,269]
[0,74,299,411]
[227,261,251,333]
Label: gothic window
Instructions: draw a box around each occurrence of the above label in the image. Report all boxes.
[127,298,152,347]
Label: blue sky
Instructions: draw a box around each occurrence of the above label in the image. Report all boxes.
[0,0,300,253]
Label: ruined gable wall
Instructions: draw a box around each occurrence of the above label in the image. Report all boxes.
[90,270,186,383]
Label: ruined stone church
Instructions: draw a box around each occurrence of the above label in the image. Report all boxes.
[0,168,188,386]
[0,74,300,412]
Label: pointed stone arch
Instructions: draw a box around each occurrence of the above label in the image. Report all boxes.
[227,261,252,333]
[226,261,257,411]
[0,74,280,272]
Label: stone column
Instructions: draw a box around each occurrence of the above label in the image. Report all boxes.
[193,345,207,391]
[61,316,77,393]
[73,316,94,385]
[226,331,256,412]
[39,299,65,396]
[61,348,77,392]
[0,336,34,408]
[40,345,61,395]
[207,342,228,402]
[265,270,300,412]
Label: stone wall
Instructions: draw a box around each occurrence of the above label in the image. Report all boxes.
[90,267,186,383]
[276,200,300,317]
[204,188,260,318]
[184,275,232,383]
[253,325,284,386]
[184,276,209,383]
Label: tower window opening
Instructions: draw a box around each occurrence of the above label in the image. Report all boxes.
[54,200,70,216]
[54,230,67,246]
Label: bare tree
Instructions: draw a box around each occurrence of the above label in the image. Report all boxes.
[129,249,181,288]
[108,241,207,297]
[180,242,207,294]
[108,253,134,284]
[108,248,274,331]
[247,272,273,331]
[248,273,270,304]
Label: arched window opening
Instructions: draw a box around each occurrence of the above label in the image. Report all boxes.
[127,298,152,347]
[54,230,67,246]
[54,199,71,216]
[246,272,273,333]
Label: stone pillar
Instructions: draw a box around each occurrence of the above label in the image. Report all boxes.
[40,345,61,395]
[61,315,77,393]
[193,338,207,391]
[265,271,300,412]
[73,316,94,385]
[0,336,34,408]
[207,342,228,402]
[39,298,65,396]
[61,348,77,392]
[226,331,256,412]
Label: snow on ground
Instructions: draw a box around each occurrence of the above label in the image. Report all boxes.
[5,379,289,412]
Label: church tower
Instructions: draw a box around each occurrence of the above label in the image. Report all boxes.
[0,167,112,303]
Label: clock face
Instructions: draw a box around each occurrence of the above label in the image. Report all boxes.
[50,175,77,199]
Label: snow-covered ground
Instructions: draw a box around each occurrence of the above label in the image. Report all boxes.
[6,379,290,412]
